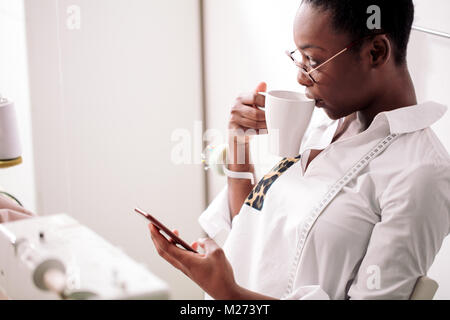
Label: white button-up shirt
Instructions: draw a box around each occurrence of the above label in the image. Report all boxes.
[198,101,450,300]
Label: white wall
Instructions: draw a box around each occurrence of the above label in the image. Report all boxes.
[203,0,306,201]
[25,0,205,299]
[414,0,450,34]
[203,0,450,299]
[0,0,36,212]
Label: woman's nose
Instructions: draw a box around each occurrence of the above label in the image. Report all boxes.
[297,68,313,87]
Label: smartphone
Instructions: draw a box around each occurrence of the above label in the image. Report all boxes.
[134,207,198,253]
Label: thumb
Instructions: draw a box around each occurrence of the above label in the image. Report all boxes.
[254,81,267,94]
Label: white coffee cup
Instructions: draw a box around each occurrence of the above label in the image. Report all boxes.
[259,90,315,158]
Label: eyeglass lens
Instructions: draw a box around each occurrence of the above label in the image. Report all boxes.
[291,50,316,83]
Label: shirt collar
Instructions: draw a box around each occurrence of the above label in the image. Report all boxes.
[358,101,448,134]
[300,101,447,157]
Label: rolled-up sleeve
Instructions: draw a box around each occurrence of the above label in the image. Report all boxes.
[347,162,450,299]
[198,185,232,239]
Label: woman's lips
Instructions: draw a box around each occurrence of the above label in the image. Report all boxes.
[305,92,325,107]
[305,92,325,108]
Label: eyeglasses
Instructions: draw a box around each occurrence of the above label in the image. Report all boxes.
[286,33,386,84]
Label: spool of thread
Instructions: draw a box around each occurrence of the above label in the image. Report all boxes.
[0,96,22,161]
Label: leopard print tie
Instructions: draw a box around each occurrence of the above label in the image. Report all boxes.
[244,155,301,211]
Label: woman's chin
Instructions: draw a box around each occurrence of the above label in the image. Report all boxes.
[323,107,342,121]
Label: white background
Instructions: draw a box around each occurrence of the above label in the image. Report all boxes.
[414,0,450,34]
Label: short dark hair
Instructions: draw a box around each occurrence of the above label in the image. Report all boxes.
[301,0,414,65]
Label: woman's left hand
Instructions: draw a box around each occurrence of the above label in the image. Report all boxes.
[148,223,240,300]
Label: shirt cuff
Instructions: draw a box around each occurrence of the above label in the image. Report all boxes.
[198,185,231,239]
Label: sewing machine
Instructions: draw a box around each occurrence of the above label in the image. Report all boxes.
[0,214,169,300]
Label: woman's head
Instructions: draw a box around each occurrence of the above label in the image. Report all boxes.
[293,0,414,120]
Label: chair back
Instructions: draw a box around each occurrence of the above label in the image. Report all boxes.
[410,276,439,300]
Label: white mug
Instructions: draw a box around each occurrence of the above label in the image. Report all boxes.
[259,90,315,158]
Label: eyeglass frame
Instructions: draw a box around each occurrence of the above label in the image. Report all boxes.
[286,31,387,84]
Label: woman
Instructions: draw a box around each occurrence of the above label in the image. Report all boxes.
[149,0,450,299]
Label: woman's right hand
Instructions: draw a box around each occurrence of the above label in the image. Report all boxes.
[227,83,267,216]
[228,82,267,143]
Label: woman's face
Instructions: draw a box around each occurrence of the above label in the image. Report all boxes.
[293,4,376,120]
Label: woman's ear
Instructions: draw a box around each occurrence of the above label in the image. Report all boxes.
[367,34,391,68]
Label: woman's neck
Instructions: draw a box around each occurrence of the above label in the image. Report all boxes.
[332,68,417,142]
[359,67,417,129]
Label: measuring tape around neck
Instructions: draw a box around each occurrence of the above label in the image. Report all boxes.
[283,132,401,298]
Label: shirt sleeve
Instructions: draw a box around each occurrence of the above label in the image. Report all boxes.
[198,185,232,239]
[347,161,450,299]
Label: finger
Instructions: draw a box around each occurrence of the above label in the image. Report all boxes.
[149,224,175,256]
[149,224,181,260]
[149,224,188,270]
[192,240,208,254]
[238,92,265,107]
[251,82,267,107]
[231,114,267,130]
[190,241,199,251]
[169,229,179,244]
[237,105,266,122]
[254,81,267,94]
[150,224,199,263]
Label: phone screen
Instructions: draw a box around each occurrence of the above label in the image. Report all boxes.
[134,207,198,253]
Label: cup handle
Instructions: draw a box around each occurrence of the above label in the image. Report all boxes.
[256,92,266,111]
